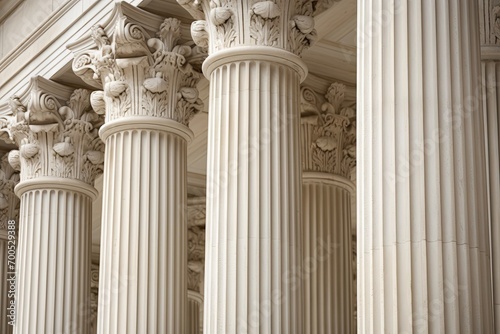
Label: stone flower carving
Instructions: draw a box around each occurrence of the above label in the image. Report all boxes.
[493,6,500,44]
[300,83,356,177]
[5,79,105,184]
[176,0,317,55]
[71,4,205,126]
[251,1,281,19]
[191,20,210,49]
[249,0,281,46]
[187,200,206,293]
[0,154,20,224]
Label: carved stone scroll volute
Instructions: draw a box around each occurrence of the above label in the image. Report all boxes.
[177,0,318,56]
[4,77,104,185]
[70,3,205,126]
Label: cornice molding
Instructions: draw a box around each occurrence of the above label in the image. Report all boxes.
[0,0,80,76]
[0,0,146,112]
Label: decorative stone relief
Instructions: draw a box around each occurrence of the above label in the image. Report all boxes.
[300,82,356,178]
[493,5,500,44]
[187,199,206,294]
[90,263,99,334]
[71,3,204,125]
[177,0,318,55]
[0,153,20,226]
[1,77,104,184]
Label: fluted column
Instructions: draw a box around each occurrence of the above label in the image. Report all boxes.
[2,77,104,333]
[188,291,203,334]
[300,83,356,333]
[358,1,493,332]
[177,0,315,331]
[69,4,204,332]
[0,154,19,334]
[480,1,500,331]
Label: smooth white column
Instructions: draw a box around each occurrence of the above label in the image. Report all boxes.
[357,1,493,332]
[4,78,103,334]
[70,5,203,332]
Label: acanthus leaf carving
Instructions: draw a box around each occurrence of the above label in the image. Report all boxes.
[288,0,317,56]
[70,5,205,126]
[208,0,237,52]
[249,0,281,46]
[492,6,500,44]
[187,199,206,293]
[7,80,104,185]
[0,153,20,225]
[300,82,356,178]
[187,225,206,292]
[177,0,317,56]
[191,20,210,50]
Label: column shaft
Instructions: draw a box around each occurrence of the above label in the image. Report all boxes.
[98,124,188,333]
[483,60,500,333]
[187,292,203,334]
[204,52,304,333]
[69,10,203,331]
[302,178,354,333]
[357,0,493,332]
[15,186,93,333]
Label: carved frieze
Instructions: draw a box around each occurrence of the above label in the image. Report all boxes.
[71,3,204,125]
[0,153,20,226]
[178,0,317,55]
[1,77,104,184]
[300,82,356,178]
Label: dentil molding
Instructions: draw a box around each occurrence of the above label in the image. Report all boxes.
[0,76,104,185]
[300,82,356,178]
[69,2,205,126]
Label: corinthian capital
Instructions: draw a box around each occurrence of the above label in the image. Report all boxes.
[3,77,104,185]
[300,82,356,178]
[178,0,318,55]
[69,2,205,126]
[0,153,20,225]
